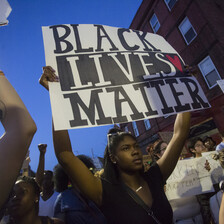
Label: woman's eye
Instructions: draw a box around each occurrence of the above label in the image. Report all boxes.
[122,146,129,151]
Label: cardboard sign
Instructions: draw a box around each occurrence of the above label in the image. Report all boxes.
[0,0,12,26]
[165,152,224,200]
[42,24,210,130]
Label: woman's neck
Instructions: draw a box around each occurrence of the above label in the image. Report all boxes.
[119,171,143,190]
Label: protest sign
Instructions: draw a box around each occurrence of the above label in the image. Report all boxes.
[42,24,210,130]
[0,0,12,26]
[165,157,215,200]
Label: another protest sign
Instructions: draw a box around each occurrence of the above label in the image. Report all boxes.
[42,24,210,130]
[165,157,215,200]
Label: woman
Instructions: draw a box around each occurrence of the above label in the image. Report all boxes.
[39,66,191,224]
[0,71,36,215]
[6,176,64,224]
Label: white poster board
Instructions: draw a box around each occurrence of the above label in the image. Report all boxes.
[42,24,210,130]
[0,0,12,26]
[166,152,224,200]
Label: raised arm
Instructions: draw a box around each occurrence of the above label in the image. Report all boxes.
[39,66,102,205]
[157,112,191,181]
[0,71,37,210]
[35,144,47,187]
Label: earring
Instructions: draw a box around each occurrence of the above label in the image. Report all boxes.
[35,199,38,203]
[113,161,117,164]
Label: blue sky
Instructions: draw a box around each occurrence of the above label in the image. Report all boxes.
[0,0,142,171]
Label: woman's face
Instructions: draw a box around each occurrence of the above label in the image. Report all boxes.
[113,136,143,172]
[194,140,207,154]
[8,180,38,218]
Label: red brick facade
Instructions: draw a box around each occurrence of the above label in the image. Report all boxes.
[120,0,224,155]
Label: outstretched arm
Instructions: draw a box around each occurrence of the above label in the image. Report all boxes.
[39,66,102,205]
[157,112,191,181]
[0,71,37,210]
[35,144,47,187]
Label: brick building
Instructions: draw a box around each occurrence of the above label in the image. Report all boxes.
[119,0,224,156]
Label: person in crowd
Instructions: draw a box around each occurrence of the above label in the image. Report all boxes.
[53,155,107,224]
[39,66,191,224]
[188,137,208,158]
[0,71,37,217]
[6,176,64,224]
[203,136,216,152]
[149,139,204,223]
[36,144,59,217]
[187,137,214,224]
[216,131,224,153]
[219,181,224,223]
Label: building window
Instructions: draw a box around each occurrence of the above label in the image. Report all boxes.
[144,119,151,130]
[179,17,197,45]
[198,56,221,89]
[150,13,160,33]
[124,126,129,133]
[164,0,178,10]
[132,121,139,137]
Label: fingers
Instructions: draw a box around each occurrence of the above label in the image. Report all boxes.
[39,66,59,90]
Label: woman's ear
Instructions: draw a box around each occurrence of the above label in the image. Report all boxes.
[109,154,117,164]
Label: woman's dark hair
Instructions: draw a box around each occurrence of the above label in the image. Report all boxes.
[102,128,137,184]
[187,137,203,157]
[53,164,69,193]
[53,155,95,192]
[16,176,40,213]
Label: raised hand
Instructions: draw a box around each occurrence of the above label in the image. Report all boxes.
[39,66,58,90]
[38,143,47,154]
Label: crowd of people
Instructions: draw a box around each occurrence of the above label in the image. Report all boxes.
[0,68,224,223]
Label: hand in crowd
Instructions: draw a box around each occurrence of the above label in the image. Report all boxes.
[38,143,47,154]
[39,66,58,90]
[204,159,211,172]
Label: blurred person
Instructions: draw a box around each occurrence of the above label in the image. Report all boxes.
[150,139,204,224]
[39,65,191,224]
[188,137,208,158]
[36,144,59,217]
[216,131,224,153]
[6,176,64,224]
[0,71,36,217]
[203,136,216,152]
[53,156,107,224]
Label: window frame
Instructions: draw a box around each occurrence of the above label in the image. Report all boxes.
[149,13,160,33]
[144,119,151,131]
[198,55,221,89]
[164,0,178,11]
[178,17,197,45]
[132,121,139,137]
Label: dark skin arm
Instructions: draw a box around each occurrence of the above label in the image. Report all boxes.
[39,66,103,206]
[157,112,191,181]
[35,144,47,187]
[0,71,37,210]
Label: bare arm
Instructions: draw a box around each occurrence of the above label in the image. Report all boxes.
[39,66,102,205]
[219,193,224,223]
[157,112,191,181]
[0,71,37,209]
[35,144,47,187]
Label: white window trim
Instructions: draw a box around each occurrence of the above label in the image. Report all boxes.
[164,0,178,11]
[144,119,151,130]
[198,55,221,89]
[149,13,160,33]
[178,17,197,45]
[132,121,139,137]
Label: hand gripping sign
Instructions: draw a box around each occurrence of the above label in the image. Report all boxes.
[42,24,210,130]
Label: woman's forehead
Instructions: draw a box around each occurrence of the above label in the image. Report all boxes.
[118,135,136,145]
